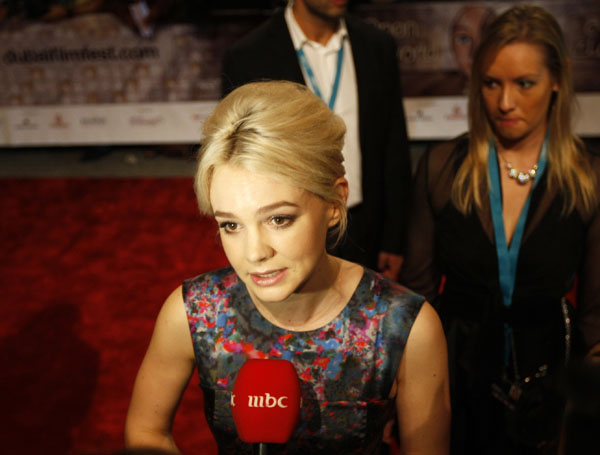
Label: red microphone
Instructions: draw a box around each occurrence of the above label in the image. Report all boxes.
[231,359,302,450]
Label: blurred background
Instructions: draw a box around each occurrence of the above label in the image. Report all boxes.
[1,1,598,454]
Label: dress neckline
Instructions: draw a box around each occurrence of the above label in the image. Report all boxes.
[234,266,368,334]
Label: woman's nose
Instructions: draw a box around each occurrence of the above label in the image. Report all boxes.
[498,85,516,113]
[245,228,274,263]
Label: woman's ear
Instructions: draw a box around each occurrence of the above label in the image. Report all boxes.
[334,177,349,204]
[328,177,348,228]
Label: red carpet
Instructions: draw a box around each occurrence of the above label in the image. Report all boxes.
[0,178,228,454]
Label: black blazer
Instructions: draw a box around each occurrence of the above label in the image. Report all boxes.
[221,10,411,256]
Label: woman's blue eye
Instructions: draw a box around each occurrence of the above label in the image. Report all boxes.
[455,34,473,46]
[518,79,534,88]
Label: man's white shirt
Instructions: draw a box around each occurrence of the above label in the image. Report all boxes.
[285,5,363,208]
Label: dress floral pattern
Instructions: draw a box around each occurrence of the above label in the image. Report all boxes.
[183,266,424,454]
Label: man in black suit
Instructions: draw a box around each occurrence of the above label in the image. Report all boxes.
[221,0,410,281]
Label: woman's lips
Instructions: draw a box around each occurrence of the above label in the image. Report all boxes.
[250,268,287,286]
[497,117,520,127]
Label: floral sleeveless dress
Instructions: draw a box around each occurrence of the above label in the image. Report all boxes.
[183,266,424,454]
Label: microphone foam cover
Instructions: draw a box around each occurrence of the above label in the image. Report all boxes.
[231,359,301,443]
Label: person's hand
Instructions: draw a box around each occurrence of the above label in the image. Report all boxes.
[586,343,600,363]
[378,252,404,281]
[382,418,398,446]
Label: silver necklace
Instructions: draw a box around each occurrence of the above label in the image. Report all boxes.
[499,154,538,185]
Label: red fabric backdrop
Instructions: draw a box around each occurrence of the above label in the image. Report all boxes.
[0,178,228,454]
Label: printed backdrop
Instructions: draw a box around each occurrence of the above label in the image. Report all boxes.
[1,1,599,145]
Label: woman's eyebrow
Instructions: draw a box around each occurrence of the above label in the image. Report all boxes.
[213,201,300,219]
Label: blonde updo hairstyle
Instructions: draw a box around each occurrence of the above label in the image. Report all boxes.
[195,81,348,246]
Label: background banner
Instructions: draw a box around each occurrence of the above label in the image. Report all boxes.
[356,0,600,139]
[1,1,598,145]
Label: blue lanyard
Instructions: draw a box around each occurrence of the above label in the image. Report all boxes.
[296,39,345,110]
[488,137,547,366]
[488,137,547,308]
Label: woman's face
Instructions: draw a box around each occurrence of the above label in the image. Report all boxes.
[452,7,492,77]
[210,164,339,305]
[481,42,558,147]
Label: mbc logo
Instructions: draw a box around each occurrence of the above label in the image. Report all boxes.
[231,392,289,408]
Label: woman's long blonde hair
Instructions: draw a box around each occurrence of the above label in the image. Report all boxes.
[452,4,597,216]
[195,80,348,245]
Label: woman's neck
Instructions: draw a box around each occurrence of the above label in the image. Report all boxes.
[495,126,547,169]
[250,256,361,332]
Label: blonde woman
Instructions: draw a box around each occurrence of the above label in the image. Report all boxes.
[125,81,450,454]
[401,5,600,454]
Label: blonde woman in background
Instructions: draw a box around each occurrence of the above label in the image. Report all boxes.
[401,5,600,454]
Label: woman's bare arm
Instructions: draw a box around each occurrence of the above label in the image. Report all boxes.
[395,302,450,454]
[125,286,196,453]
